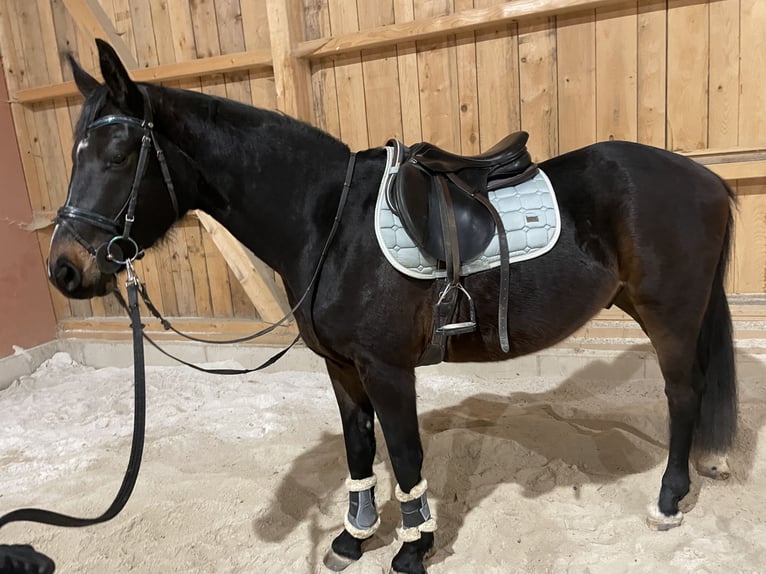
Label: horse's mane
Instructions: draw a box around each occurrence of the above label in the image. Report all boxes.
[76,81,347,156]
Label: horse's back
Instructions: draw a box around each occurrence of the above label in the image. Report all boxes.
[444,140,732,362]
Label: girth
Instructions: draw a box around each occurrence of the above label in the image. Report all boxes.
[386,132,539,360]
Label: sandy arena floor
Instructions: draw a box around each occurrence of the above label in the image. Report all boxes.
[1,351,765,573]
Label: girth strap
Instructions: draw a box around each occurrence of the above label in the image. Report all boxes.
[475,193,510,353]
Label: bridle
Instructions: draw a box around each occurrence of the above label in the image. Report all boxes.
[55,88,179,274]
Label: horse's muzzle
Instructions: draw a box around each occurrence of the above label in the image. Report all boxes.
[48,255,114,299]
[50,256,83,296]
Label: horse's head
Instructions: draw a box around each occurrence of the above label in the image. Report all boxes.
[49,40,182,299]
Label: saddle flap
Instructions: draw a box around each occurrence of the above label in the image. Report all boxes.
[393,162,496,263]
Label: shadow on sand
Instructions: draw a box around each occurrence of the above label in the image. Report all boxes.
[252,348,765,570]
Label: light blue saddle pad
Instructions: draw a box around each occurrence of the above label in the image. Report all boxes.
[374,145,561,280]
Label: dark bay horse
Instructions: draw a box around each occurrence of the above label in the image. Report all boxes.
[48,40,737,574]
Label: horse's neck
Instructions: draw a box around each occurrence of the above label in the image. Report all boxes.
[155,88,351,278]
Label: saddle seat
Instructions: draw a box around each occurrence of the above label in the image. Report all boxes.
[409,130,531,173]
[389,131,538,263]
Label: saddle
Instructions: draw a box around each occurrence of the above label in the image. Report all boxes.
[386,131,539,362]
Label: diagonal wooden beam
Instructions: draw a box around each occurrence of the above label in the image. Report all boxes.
[195,211,294,326]
[62,0,138,69]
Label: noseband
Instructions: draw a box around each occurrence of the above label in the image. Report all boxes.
[56,89,179,274]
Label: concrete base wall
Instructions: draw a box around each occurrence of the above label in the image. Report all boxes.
[4,338,765,392]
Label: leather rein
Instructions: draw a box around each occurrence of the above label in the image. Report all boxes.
[0,89,357,572]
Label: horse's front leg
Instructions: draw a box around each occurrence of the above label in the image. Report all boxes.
[323,359,380,571]
[358,359,435,574]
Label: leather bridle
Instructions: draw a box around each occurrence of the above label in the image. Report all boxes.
[55,89,179,274]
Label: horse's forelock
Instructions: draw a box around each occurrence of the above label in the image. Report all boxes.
[74,86,109,140]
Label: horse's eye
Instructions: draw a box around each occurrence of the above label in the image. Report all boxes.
[111,153,127,166]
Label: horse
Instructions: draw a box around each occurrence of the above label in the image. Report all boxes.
[48,40,737,574]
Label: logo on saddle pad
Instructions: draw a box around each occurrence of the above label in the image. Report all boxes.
[375,145,561,280]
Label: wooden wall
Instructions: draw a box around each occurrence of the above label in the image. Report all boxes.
[0,0,765,339]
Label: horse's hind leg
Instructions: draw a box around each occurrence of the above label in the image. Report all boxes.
[323,359,379,571]
[624,274,737,530]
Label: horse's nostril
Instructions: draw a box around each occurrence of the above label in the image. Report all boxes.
[53,257,83,294]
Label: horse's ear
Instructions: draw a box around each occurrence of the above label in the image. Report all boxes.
[68,53,100,97]
[96,39,142,115]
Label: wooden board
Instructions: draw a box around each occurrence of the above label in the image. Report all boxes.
[2,0,766,341]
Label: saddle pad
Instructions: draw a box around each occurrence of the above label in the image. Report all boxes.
[374,145,561,280]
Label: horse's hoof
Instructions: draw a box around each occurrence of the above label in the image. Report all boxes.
[323,548,358,572]
[696,453,731,480]
[645,503,684,531]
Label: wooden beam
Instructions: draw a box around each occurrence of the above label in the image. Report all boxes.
[295,0,626,60]
[195,211,294,325]
[680,148,766,180]
[62,0,138,69]
[58,316,298,345]
[703,161,766,181]
[266,0,313,120]
[14,49,273,104]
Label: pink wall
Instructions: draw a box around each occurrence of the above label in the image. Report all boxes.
[0,65,57,358]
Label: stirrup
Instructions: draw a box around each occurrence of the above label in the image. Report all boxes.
[436,282,477,335]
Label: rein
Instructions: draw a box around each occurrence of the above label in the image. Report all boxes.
[0,87,358,572]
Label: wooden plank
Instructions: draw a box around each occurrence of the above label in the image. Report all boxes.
[708,0,739,149]
[181,219,214,317]
[415,0,460,151]
[595,2,637,142]
[666,0,708,151]
[393,0,422,144]
[307,0,342,138]
[738,0,766,147]
[475,0,520,152]
[731,180,766,293]
[136,249,172,316]
[704,162,766,182]
[556,9,596,153]
[201,223,235,317]
[14,50,273,104]
[110,0,137,65]
[636,0,665,148]
[165,232,199,316]
[267,0,313,120]
[61,0,137,68]
[240,0,277,109]
[196,211,292,323]
[518,16,557,161]
[215,0,252,105]
[454,0,480,155]
[127,0,159,68]
[327,0,368,149]
[299,0,628,59]
[146,0,178,71]
[359,0,403,146]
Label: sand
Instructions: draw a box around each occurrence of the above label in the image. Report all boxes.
[1,351,765,573]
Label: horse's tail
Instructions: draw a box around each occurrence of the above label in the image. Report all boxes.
[694,179,737,453]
